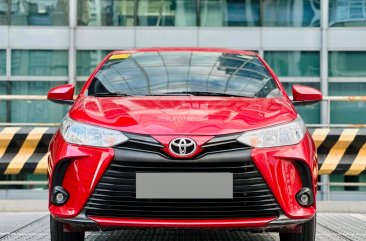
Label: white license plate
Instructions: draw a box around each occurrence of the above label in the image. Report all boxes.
[136,173,233,199]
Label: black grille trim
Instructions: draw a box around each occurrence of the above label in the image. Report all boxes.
[203,133,242,146]
[84,149,281,219]
[115,132,166,156]
[199,133,250,157]
[115,132,250,158]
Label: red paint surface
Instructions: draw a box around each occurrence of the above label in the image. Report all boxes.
[292,84,322,102]
[47,84,74,101]
[69,96,297,135]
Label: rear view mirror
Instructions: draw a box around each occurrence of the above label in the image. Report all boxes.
[47,84,75,105]
[292,84,322,105]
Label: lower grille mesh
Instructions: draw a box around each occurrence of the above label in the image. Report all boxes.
[84,149,281,219]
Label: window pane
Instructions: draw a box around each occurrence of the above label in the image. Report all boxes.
[200,0,260,27]
[77,50,111,76]
[263,0,320,27]
[0,81,6,122]
[10,0,68,26]
[329,83,366,96]
[11,50,68,76]
[78,0,135,26]
[329,52,366,77]
[329,0,366,27]
[9,81,67,123]
[264,51,320,77]
[330,176,360,192]
[330,175,344,191]
[282,82,321,124]
[76,81,86,95]
[0,0,9,25]
[329,83,366,124]
[0,50,5,75]
[138,0,196,26]
[360,176,366,191]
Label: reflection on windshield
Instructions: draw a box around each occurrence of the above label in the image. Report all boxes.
[88,52,281,98]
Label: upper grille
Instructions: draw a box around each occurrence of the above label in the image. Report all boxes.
[84,148,281,219]
[115,132,250,158]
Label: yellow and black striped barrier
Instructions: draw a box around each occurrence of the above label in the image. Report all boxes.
[0,127,56,175]
[310,128,366,176]
[1,127,366,175]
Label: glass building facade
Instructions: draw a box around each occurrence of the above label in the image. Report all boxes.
[0,0,366,125]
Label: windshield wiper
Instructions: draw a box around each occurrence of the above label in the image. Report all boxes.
[91,92,132,97]
[145,92,194,96]
[158,91,254,97]
[91,91,253,98]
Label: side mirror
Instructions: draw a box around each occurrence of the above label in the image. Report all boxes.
[292,84,322,105]
[47,84,75,105]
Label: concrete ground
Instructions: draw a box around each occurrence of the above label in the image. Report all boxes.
[0,212,365,241]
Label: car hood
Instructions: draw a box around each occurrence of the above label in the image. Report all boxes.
[69,96,297,136]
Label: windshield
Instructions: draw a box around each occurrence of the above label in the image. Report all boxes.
[87,51,281,98]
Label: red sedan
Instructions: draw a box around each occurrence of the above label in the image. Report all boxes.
[47,48,321,241]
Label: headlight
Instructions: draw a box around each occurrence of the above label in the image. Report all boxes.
[60,116,128,147]
[237,116,306,148]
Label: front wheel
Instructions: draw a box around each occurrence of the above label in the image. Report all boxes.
[50,215,85,241]
[279,215,316,241]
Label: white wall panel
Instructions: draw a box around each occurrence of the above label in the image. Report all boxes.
[76,28,135,50]
[329,77,366,83]
[0,27,8,48]
[136,28,198,47]
[328,28,366,50]
[280,77,321,83]
[199,28,260,49]
[9,27,69,49]
[262,28,321,50]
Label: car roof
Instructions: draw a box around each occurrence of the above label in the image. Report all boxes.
[109,48,257,56]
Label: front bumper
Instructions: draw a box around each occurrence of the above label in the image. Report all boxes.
[49,130,317,229]
[55,211,312,232]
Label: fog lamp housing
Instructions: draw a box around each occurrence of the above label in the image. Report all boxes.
[296,187,314,206]
[51,186,69,205]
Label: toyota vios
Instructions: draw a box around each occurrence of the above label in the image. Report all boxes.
[47,48,321,241]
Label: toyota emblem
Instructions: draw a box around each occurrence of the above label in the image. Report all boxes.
[169,138,197,157]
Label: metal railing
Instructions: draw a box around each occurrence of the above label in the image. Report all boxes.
[0,95,67,127]
[320,96,366,128]
[0,95,47,100]
[0,181,48,186]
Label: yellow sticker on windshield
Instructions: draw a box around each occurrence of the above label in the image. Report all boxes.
[109,54,130,60]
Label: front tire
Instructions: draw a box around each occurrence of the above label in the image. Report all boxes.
[50,215,85,241]
[279,215,316,241]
